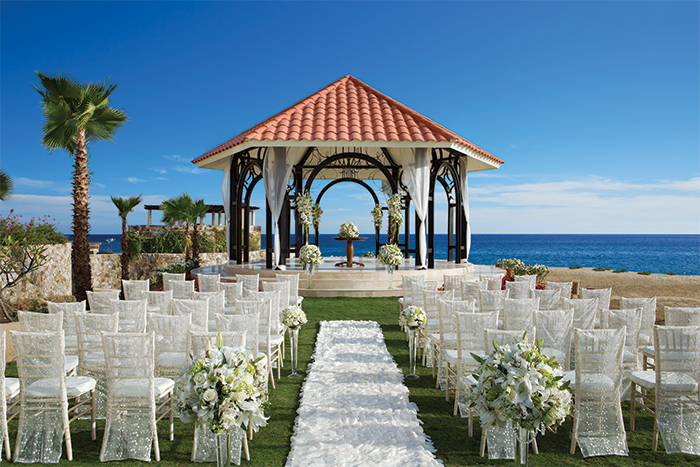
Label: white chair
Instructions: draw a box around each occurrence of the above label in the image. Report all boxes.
[100,331,174,462]
[141,290,173,315]
[480,274,504,290]
[600,307,643,400]
[513,274,537,288]
[276,273,302,306]
[443,274,467,300]
[250,295,283,388]
[0,332,17,461]
[478,289,507,314]
[216,313,260,359]
[219,281,243,312]
[502,298,539,330]
[189,331,247,356]
[122,279,150,301]
[664,306,700,326]
[535,309,574,371]
[430,299,474,383]
[170,280,195,300]
[147,314,191,379]
[533,289,561,311]
[419,289,453,366]
[580,287,612,310]
[562,297,599,369]
[75,312,119,418]
[411,281,439,309]
[546,281,573,300]
[47,300,86,356]
[171,299,209,332]
[193,290,226,330]
[17,311,79,376]
[400,274,425,311]
[569,327,627,457]
[110,298,148,332]
[236,274,259,297]
[505,281,533,299]
[620,296,657,346]
[11,330,96,463]
[461,280,487,303]
[161,272,186,291]
[197,273,220,293]
[86,290,120,313]
[263,280,291,311]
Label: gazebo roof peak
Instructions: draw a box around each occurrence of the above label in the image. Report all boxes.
[193,74,502,167]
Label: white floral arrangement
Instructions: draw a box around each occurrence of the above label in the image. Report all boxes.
[338,222,359,239]
[470,333,571,434]
[312,203,323,229]
[377,243,403,267]
[371,204,383,231]
[174,335,269,434]
[282,305,308,329]
[299,244,323,266]
[399,305,427,328]
[295,191,314,228]
[387,193,404,228]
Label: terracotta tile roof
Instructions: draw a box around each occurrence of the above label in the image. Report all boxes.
[193,75,502,165]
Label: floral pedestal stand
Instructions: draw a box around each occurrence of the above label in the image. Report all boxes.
[215,427,246,467]
[288,326,301,379]
[514,427,531,466]
[333,237,367,267]
[405,325,420,380]
[305,264,315,289]
[385,265,395,289]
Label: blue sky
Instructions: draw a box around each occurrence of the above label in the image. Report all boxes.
[1,1,698,235]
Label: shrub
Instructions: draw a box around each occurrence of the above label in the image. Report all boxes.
[638,271,652,275]
[612,269,627,273]
[593,267,610,272]
[0,211,67,245]
[569,266,582,269]
[496,258,549,284]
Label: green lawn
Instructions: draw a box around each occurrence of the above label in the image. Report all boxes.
[4,297,696,466]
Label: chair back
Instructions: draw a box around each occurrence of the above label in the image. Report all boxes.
[189,331,247,356]
[505,281,533,299]
[483,328,535,354]
[47,300,85,337]
[162,272,186,291]
[621,296,657,345]
[141,290,173,314]
[193,290,225,315]
[12,330,66,396]
[664,307,700,327]
[424,290,454,331]
[546,281,573,300]
[455,311,499,372]
[75,311,119,357]
[86,290,120,313]
[461,280,487,302]
[276,274,300,306]
[562,298,599,330]
[513,274,537,288]
[574,328,626,385]
[401,274,425,308]
[262,281,291,309]
[479,289,507,313]
[215,313,259,355]
[197,273,220,293]
[480,274,504,290]
[502,298,539,330]
[122,279,149,301]
[219,282,243,310]
[535,309,574,370]
[600,308,643,370]
[0,332,8,459]
[148,313,191,354]
[534,288,561,310]
[18,311,63,332]
[251,290,282,334]
[236,274,259,297]
[110,299,147,332]
[101,332,155,387]
[443,275,467,299]
[411,281,439,308]
[580,287,612,310]
[171,299,209,332]
[170,280,195,300]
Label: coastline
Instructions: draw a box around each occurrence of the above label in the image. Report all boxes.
[546,266,700,322]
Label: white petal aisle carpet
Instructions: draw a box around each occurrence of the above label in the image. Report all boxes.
[286,320,442,466]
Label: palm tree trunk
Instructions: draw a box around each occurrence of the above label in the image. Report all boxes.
[120,217,129,280]
[184,224,192,262]
[192,222,200,261]
[72,129,92,302]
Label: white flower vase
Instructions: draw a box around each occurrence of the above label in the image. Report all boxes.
[386,264,394,289]
[514,426,530,466]
[215,427,245,467]
[405,325,420,380]
[306,263,315,289]
[288,326,301,378]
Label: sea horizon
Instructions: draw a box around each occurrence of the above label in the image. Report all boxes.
[77,233,700,276]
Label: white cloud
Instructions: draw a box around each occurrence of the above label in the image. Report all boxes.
[13,177,68,193]
[126,177,145,183]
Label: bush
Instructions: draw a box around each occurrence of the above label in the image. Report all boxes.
[0,211,67,245]
[496,258,549,284]
[638,271,652,275]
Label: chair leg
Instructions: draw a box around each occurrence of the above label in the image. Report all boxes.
[569,432,576,455]
[153,432,161,462]
[91,389,97,441]
[269,365,276,390]
[532,433,539,454]
[4,434,10,461]
[242,435,250,461]
[65,424,73,461]
[630,382,636,431]
[480,430,486,457]
[652,418,659,451]
[169,394,175,441]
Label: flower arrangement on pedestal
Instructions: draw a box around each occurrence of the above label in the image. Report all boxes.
[399,305,427,328]
[312,203,323,243]
[299,244,323,268]
[295,191,314,244]
[282,305,308,329]
[378,243,404,267]
[387,193,403,244]
[470,333,571,434]
[338,222,359,239]
[371,204,383,235]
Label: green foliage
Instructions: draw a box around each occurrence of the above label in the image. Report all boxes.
[638,271,652,275]
[496,258,549,283]
[667,272,677,276]
[1,212,67,245]
[362,251,375,258]
[0,168,14,202]
[141,230,188,253]
[593,267,610,271]
[249,230,261,251]
[568,266,582,269]
[613,268,628,273]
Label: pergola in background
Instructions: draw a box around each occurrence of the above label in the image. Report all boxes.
[192,76,503,269]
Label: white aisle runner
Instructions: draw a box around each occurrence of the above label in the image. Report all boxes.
[286,320,442,466]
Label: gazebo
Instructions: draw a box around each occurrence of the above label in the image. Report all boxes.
[192,75,503,270]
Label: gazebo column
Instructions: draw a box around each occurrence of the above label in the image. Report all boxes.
[266,201,273,269]
[229,159,241,264]
[293,167,303,255]
[427,194,435,269]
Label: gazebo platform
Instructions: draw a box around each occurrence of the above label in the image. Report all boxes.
[193,259,502,298]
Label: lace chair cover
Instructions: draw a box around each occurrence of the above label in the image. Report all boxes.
[600,308,643,401]
[533,288,561,311]
[194,290,226,330]
[513,274,537,288]
[141,290,173,315]
[480,274,504,291]
[236,274,260,298]
[443,274,467,299]
[462,280,487,303]
[171,299,209,332]
[162,272,186,291]
[410,281,439,309]
[86,290,120,313]
[505,281,533,299]
[251,294,283,386]
[215,313,260,356]
[431,298,468,388]
[570,327,627,457]
[219,281,243,312]
[197,273,220,293]
[11,330,97,463]
[170,280,195,300]
[534,310,574,371]
[546,281,573,300]
[189,331,247,356]
[147,313,191,378]
[401,274,425,309]
[446,311,499,424]
[276,273,301,306]
[47,301,85,356]
[580,287,612,310]
[621,297,657,346]
[100,331,174,462]
[110,298,148,332]
[562,298,599,369]
[653,325,700,455]
[478,289,507,313]
[17,310,63,332]
[122,279,150,301]
[0,332,11,461]
[664,307,700,326]
[262,280,291,310]
[420,290,454,366]
[502,298,539,330]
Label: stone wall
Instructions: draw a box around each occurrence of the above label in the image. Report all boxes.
[1,243,72,303]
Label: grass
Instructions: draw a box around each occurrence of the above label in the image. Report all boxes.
[593,267,611,272]
[5,297,697,466]
[638,272,652,276]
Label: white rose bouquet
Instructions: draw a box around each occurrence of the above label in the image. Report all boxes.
[371,204,383,231]
[387,194,404,228]
[295,191,314,228]
[399,305,427,328]
[174,334,269,434]
[282,305,307,329]
[378,243,404,267]
[470,334,571,434]
[299,244,323,266]
[338,222,359,239]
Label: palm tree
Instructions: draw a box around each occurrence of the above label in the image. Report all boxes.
[34,71,127,302]
[111,194,142,280]
[187,199,211,261]
[161,193,194,261]
[0,168,14,202]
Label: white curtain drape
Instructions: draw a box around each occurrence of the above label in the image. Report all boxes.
[222,165,231,263]
[459,157,471,262]
[392,147,430,269]
[263,147,305,267]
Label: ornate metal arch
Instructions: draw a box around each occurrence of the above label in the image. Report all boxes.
[304,152,399,194]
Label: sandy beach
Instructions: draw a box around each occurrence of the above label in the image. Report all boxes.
[546,267,700,322]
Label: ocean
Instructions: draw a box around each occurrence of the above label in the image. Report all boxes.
[82,233,700,276]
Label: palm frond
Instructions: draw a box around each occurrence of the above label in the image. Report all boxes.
[111,194,143,218]
[0,168,14,202]
[34,71,81,103]
[161,193,193,225]
[84,107,128,142]
[41,102,78,153]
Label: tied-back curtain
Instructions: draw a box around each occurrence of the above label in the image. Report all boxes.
[459,157,471,262]
[393,147,430,269]
[222,164,230,262]
[263,147,305,267]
